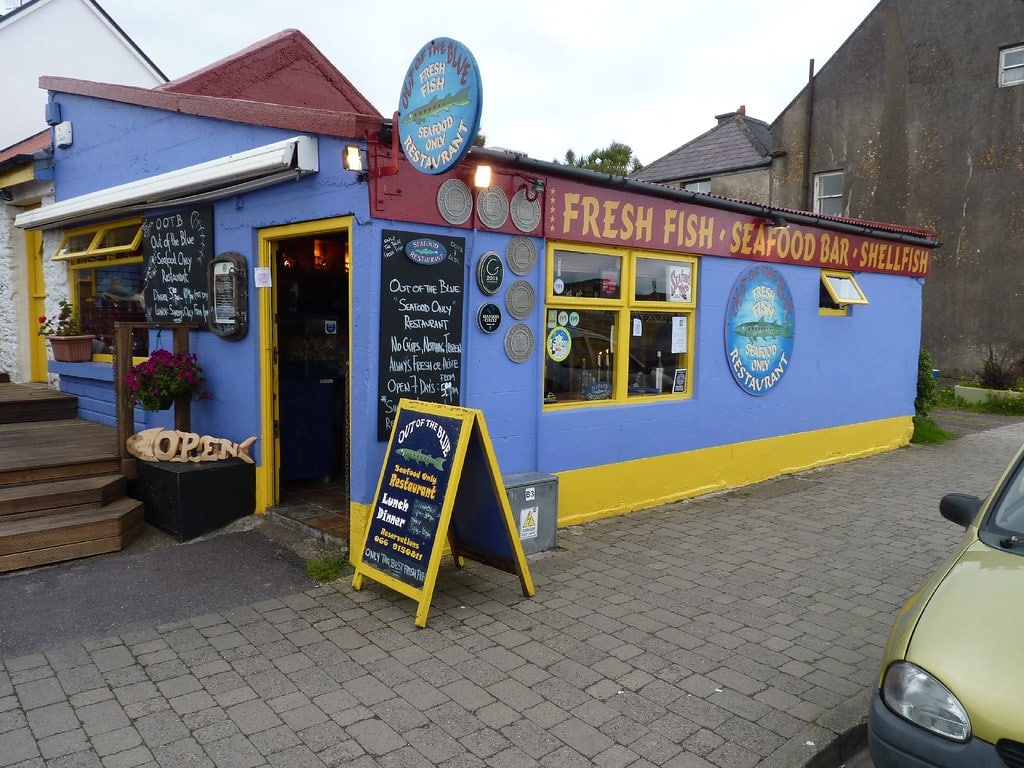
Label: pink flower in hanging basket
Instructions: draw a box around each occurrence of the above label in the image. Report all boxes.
[126,349,212,411]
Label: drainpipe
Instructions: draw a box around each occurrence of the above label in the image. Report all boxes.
[801,58,815,210]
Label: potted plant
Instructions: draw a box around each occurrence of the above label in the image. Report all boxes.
[38,299,94,362]
[125,349,212,411]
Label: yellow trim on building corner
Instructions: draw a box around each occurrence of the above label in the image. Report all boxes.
[350,415,912,561]
[556,416,912,525]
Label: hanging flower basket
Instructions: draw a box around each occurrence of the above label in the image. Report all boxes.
[47,335,95,362]
[125,349,212,412]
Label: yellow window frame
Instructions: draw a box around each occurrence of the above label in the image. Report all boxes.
[544,242,697,407]
[52,218,143,262]
[820,269,867,306]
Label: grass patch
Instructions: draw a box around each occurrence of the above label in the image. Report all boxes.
[305,556,348,582]
[911,415,952,444]
[936,386,1024,416]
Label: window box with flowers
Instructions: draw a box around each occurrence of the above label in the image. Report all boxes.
[38,299,95,362]
[125,349,212,411]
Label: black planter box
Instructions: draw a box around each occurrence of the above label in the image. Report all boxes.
[135,459,255,541]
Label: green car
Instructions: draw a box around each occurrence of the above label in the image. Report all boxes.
[869,442,1024,766]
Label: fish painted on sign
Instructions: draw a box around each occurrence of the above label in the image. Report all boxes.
[395,448,446,471]
[732,319,794,341]
[402,87,471,125]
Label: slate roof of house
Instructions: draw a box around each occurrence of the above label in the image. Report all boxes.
[37,29,383,140]
[631,109,772,184]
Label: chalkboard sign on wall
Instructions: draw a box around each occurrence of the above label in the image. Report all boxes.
[377,229,465,440]
[142,206,214,328]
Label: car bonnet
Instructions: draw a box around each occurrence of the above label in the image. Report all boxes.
[905,540,1024,744]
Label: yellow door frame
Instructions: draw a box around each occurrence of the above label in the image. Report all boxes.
[28,225,47,382]
[255,217,354,514]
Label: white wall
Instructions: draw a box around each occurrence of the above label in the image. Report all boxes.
[0,0,164,149]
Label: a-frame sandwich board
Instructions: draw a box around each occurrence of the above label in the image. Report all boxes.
[352,399,535,627]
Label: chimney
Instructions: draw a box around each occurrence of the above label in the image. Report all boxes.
[737,104,746,116]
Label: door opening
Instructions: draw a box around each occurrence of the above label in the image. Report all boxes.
[272,232,350,538]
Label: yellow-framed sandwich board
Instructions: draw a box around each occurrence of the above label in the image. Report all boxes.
[352,399,535,627]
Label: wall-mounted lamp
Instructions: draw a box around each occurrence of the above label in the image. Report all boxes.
[343,144,370,184]
[473,164,492,188]
[769,214,789,231]
[343,145,363,173]
[519,177,545,202]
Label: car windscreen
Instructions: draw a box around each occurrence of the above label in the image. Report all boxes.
[982,451,1024,544]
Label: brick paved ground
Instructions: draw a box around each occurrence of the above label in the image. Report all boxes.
[2,419,1022,767]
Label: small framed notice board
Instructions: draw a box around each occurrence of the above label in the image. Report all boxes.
[352,399,535,627]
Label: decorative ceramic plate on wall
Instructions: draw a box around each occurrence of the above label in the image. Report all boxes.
[476,186,509,229]
[506,280,535,320]
[436,179,473,225]
[510,189,541,232]
[506,236,537,276]
[504,323,534,363]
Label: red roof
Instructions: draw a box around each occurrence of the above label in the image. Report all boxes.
[0,131,50,168]
[160,29,380,118]
[37,29,383,140]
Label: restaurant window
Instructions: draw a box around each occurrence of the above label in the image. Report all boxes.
[1000,45,1024,87]
[52,219,148,356]
[813,171,844,216]
[544,244,696,405]
[819,269,867,315]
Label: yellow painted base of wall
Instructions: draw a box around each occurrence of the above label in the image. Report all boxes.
[348,416,913,560]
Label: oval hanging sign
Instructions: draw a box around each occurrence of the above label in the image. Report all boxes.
[724,265,795,396]
[398,38,483,175]
[405,238,448,265]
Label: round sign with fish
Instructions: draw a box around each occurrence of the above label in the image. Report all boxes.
[724,265,795,396]
[398,38,483,175]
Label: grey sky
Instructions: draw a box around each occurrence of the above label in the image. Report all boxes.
[99,0,880,165]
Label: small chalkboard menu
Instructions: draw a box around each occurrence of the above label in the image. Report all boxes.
[377,230,465,440]
[353,400,535,627]
[142,206,214,328]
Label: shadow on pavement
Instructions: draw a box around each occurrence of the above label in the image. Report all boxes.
[0,516,340,659]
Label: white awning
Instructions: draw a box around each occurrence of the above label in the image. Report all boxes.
[15,135,319,230]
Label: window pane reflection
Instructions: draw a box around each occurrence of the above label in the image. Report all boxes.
[543,310,616,403]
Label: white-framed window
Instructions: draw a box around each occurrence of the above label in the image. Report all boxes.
[813,171,844,216]
[1000,45,1024,87]
[684,179,711,194]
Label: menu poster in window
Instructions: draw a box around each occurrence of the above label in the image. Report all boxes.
[377,229,465,441]
[142,206,214,328]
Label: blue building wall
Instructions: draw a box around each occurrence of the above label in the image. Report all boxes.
[46,92,923,518]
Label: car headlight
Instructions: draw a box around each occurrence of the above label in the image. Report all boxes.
[881,661,971,742]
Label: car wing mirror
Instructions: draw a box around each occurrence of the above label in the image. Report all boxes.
[939,493,983,528]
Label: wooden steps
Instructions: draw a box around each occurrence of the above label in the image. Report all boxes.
[0,474,127,517]
[0,382,140,573]
[0,383,78,423]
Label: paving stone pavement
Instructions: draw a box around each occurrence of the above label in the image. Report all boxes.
[2,417,1023,768]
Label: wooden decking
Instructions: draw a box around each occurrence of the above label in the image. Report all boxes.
[0,383,142,572]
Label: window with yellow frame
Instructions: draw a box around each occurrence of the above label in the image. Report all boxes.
[543,243,697,406]
[52,218,148,356]
[819,269,868,316]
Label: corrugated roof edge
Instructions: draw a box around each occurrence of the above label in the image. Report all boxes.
[470,146,939,248]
